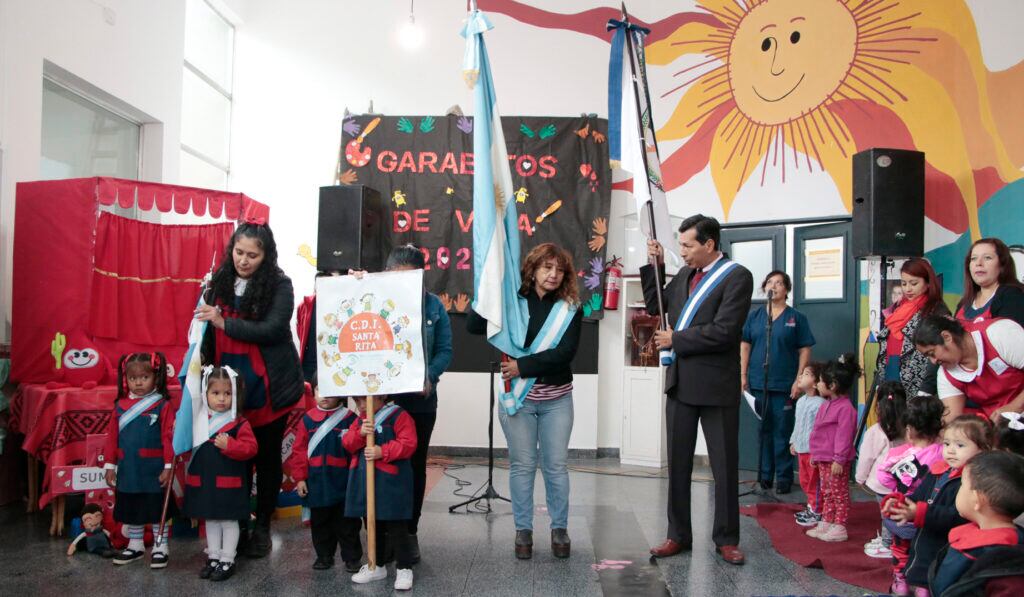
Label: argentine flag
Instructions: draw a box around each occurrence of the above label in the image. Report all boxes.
[463,9,529,359]
[172,294,209,455]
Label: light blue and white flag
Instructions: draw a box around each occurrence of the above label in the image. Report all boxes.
[463,8,529,359]
[172,295,209,455]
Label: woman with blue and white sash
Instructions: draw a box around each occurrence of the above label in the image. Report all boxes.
[467,243,583,560]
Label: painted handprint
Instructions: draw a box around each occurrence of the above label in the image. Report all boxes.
[338,169,358,185]
[584,271,602,291]
[397,117,414,134]
[588,235,606,252]
[538,124,557,139]
[438,293,453,312]
[592,217,607,236]
[454,293,470,312]
[519,123,535,138]
[589,257,605,275]
[574,123,590,138]
[342,117,361,136]
[419,116,436,133]
[591,130,606,143]
[456,115,473,134]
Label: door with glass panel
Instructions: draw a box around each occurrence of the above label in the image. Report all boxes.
[720,226,785,472]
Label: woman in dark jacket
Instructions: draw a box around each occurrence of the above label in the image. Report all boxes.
[956,237,1024,326]
[875,258,949,397]
[195,221,304,558]
[467,243,582,561]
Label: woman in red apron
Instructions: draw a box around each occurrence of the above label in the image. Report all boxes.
[955,238,1024,327]
[194,221,304,558]
[913,314,1024,423]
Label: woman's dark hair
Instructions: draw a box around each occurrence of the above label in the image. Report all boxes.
[206,223,283,319]
[520,243,579,305]
[960,238,1024,311]
[117,352,170,401]
[995,415,1024,458]
[903,394,944,440]
[678,214,720,250]
[761,270,792,293]
[874,381,908,441]
[821,353,859,394]
[965,450,1024,518]
[205,366,245,404]
[913,314,965,347]
[944,415,995,452]
[900,258,944,315]
[386,244,426,270]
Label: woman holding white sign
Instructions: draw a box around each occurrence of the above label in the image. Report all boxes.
[468,243,583,561]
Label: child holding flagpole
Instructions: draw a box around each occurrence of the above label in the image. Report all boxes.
[183,366,258,582]
[104,352,175,568]
[343,394,417,590]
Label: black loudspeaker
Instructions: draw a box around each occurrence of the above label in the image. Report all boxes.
[852,148,925,258]
[317,185,390,272]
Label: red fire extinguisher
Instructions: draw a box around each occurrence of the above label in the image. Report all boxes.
[604,256,623,310]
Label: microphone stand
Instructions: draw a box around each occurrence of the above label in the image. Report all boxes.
[740,291,780,502]
[449,358,511,513]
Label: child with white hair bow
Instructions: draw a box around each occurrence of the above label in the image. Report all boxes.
[182,366,258,582]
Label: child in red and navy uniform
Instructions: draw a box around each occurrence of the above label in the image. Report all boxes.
[104,352,175,568]
[885,415,993,596]
[183,366,258,582]
[344,395,417,591]
[929,450,1024,596]
[292,380,361,572]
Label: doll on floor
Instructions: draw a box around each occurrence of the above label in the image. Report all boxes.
[67,503,115,557]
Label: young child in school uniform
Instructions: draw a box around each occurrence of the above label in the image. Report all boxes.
[104,352,175,568]
[877,394,945,595]
[343,394,417,591]
[183,366,258,582]
[858,381,908,559]
[886,415,993,597]
[928,450,1024,596]
[790,362,826,527]
[291,380,362,572]
[806,354,860,543]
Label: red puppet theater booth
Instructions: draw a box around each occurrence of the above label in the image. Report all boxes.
[8,177,269,526]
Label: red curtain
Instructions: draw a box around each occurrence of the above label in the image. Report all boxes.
[89,214,232,349]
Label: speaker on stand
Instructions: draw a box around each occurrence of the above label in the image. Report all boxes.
[851,147,924,446]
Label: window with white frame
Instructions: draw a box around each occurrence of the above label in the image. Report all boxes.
[40,78,142,218]
[180,0,234,190]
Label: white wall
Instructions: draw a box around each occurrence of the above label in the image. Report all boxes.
[0,0,187,342]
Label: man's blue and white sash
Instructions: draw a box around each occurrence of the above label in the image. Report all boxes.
[660,259,739,365]
[502,299,577,416]
[118,392,163,431]
[308,407,351,458]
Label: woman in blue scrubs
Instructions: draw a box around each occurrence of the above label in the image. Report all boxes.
[741,271,815,493]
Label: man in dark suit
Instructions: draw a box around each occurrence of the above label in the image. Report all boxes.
[641,214,753,565]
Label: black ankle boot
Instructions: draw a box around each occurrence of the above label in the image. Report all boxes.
[515,529,533,560]
[246,522,271,559]
[551,528,571,558]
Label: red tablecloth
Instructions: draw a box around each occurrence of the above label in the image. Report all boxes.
[11,383,312,509]
[10,384,181,508]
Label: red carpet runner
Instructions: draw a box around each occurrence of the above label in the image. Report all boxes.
[741,501,890,593]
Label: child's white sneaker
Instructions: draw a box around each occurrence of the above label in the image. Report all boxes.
[820,523,848,542]
[351,564,387,584]
[864,532,883,550]
[805,521,830,538]
[394,568,414,591]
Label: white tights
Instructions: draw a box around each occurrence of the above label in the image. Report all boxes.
[123,524,168,553]
[204,520,240,564]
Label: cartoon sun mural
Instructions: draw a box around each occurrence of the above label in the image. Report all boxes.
[484,0,1024,248]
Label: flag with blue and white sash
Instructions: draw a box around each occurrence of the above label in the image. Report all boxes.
[660,258,740,365]
[463,8,578,416]
[173,294,208,455]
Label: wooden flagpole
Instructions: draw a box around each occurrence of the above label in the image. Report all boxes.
[365,394,377,570]
[154,455,178,549]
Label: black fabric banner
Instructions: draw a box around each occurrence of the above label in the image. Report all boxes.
[338,114,612,318]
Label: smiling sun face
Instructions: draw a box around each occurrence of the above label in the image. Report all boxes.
[730,0,856,125]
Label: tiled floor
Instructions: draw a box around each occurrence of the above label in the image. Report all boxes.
[0,458,882,596]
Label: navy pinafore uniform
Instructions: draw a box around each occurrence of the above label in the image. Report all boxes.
[344,405,415,521]
[302,408,359,508]
[184,419,254,521]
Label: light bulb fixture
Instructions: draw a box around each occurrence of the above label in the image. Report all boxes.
[398,0,425,51]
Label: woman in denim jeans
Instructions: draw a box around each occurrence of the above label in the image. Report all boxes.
[468,243,583,560]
